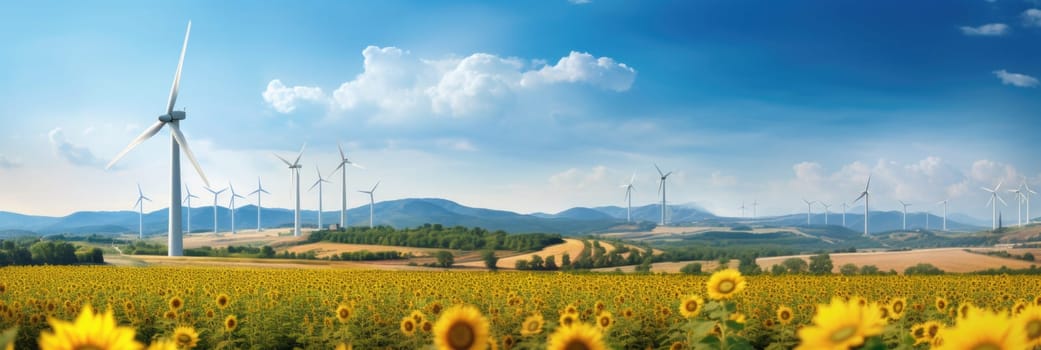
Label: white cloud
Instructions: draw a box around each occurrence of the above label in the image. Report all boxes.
[549,165,608,189]
[993,69,1039,87]
[710,171,737,187]
[1023,9,1041,27]
[262,79,326,113]
[48,127,104,168]
[569,0,592,4]
[263,46,636,120]
[960,23,1010,36]
[436,138,478,152]
[970,159,1021,186]
[0,155,20,169]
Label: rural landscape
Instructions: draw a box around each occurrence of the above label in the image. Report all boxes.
[3,1,1041,349]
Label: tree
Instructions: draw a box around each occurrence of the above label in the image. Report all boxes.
[809,253,833,275]
[770,264,787,275]
[561,253,572,270]
[680,262,703,275]
[904,263,944,275]
[481,250,499,271]
[544,255,558,271]
[529,254,544,270]
[738,257,762,275]
[839,263,859,275]
[781,257,808,274]
[515,259,530,270]
[261,245,275,258]
[435,251,454,268]
[860,265,880,275]
[635,257,653,273]
[1024,252,1035,262]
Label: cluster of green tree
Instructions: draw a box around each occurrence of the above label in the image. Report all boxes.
[513,240,655,271]
[308,224,564,252]
[656,244,798,264]
[966,249,1035,262]
[185,245,271,257]
[0,239,103,266]
[330,250,404,261]
[121,241,168,255]
[973,265,1041,275]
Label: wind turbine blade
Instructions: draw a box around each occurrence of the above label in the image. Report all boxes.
[981,187,994,193]
[853,192,866,203]
[333,161,345,173]
[142,196,152,202]
[351,162,365,169]
[654,164,664,177]
[309,180,321,191]
[338,142,345,161]
[261,189,270,194]
[629,173,636,185]
[657,179,663,194]
[371,180,380,192]
[987,196,994,207]
[169,123,209,187]
[996,180,1003,192]
[997,195,1007,206]
[107,121,166,169]
[293,143,307,166]
[274,154,293,167]
[167,21,191,114]
[664,171,673,178]
[249,189,260,195]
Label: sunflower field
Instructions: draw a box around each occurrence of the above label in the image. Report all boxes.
[1,266,1040,349]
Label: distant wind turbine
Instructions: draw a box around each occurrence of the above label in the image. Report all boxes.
[275,144,306,237]
[1009,185,1027,227]
[182,185,199,234]
[936,199,949,231]
[134,184,151,239]
[228,182,245,234]
[898,201,912,230]
[983,181,1007,230]
[358,181,381,228]
[248,177,270,231]
[841,202,848,227]
[332,143,364,228]
[655,164,673,226]
[752,201,758,218]
[620,173,636,223]
[820,202,830,225]
[1024,181,1036,224]
[205,186,226,234]
[740,202,747,218]
[105,21,208,257]
[802,199,815,225]
[310,165,331,229]
[852,176,871,236]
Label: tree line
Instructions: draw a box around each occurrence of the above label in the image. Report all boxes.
[0,238,104,266]
[307,224,565,252]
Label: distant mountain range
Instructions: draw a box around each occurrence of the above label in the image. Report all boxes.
[0,198,1000,237]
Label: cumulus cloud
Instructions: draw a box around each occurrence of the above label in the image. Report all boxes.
[1023,9,1041,27]
[436,138,478,152]
[960,23,1010,36]
[994,69,1039,87]
[0,154,20,169]
[710,171,737,187]
[549,165,608,189]
[263,46,636,119]
[262,79,326,113]
[48,128,104,167]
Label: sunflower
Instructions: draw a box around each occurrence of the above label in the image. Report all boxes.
[145,338,176,350]
[521,314,544,336]
[777,306,795,325]
[596,311,613,331]
[411,310,427,323]
[422,320,434,333]
[168,296,183,311]
[958,302,975,319]
[401,317,417,336]
[433,305,490,350]
[622,308,634,318]
[706,269,746,300]
[501,335,515,350]
[936,297,948,312]
[559,313,577,328]
[1016,304,1041,346]
[172,326,199,349]
[669,341,686,350]
[795,297,886,350]
[1012,301,1027,316]
[911,323,928,345]
[215,293,230,310]
[38,305,143,350]
[936,307,1026,350]
[729,312,746,324]
[679,295,704,318]
[889,297,906,320]
[163,310,177,320]
[546,323,606,350]
[334,343,352,350]
[224,315,238,333]
[335,305,352,323]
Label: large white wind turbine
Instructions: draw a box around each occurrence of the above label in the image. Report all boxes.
[983,181,1007,230]
[310,166,331,229]
[332,143,364,229]
[205,186,226,234]
[936,199,948,231]
[275,145,306,237]
[1010,185,1027,227]
[134,184,151,239]
[621,173,636,223]
[802,199,815,225]
[358,181,381,228]
[820,202,830,225]
[852,176,871,236]
[898,200,912,230]
[106,21,209,256]
[228,182,245,234]
[182,185,198,234]
[655,164,673,226]
[249,177,270,231]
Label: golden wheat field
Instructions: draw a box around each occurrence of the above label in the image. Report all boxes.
[1,266,1041,349]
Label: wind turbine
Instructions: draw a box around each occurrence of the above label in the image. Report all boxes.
[358,181,381,228]
[134,184,151,239]
[1024,181,1036,224]
[983,181,1007,230]
[936,200,949,231]
[752,201,758,218]
[852,176,871,236]
[739,202,747,218]
[1009,185,1027,227]
[841,202,848,227]
[310,165,331,229]
[205,186,226,234]
[182,185,198,234]
[249,177,270,231]
[820,202,831,225]
[898,201,912,230]
[228,182,245,234]
[332,143,364,229]
[655,164,673,226]
[106,21,208,257]
[275,144,306,237]
[620,173,636,223]
[802,199,815,225]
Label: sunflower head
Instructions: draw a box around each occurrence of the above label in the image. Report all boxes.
[777,306,795,325]
[224,315,238,333]
[335,305,352,323]
[501,335,515,350]
[1017,304,1041,346]
[889,297,906,319]
[679,295,704,318]
[706,269,747,300]
[39,305,143,350]
[215,293,230,310]
[795,297,886,350]
[401,317,417,336]
[546,322,606,350]
[596,311,613,331]
[521,314,544,336]
[168,296,183,311]
[173,326,199,349]
[559,313,577,328]
[936,297,948,312]
[936,307,1027,350]
[433,305,490,350]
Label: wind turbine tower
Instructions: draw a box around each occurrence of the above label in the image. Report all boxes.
[983,181,1007,230]
[802,199,815,225]
[621,173,636,223]
[740,202,747,218]
[205,186,226,234]
[936,200,949,231]
[332,143,363,229]
[853,176,871,236]
[275,145,306,237]
[655,164,673,226]
[106,21,209,256]
[898,201,912,230]
[310,165,331,229]
[228,182,245,234]
[134,184,151,239]
[820,202,830,225]
[841,202,848,227]
[358,181,381,228]
[1010,185,1027,227]
[183,185,198,234]
[752,201,758,218]
[249,177,270,231]
[1024,182,1036,224]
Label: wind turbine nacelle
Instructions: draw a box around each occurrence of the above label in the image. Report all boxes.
[159,111,187,122]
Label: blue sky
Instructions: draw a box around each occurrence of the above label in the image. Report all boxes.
[1,0,1039,221]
